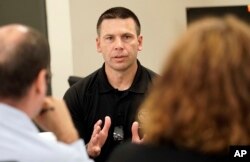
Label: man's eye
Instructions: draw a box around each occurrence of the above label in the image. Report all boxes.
[122,35,132,41]
[105,37,113,40]
[124,35,131,39]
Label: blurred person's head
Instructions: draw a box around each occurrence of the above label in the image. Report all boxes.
[0,24,50,118]
[139,15,250,154]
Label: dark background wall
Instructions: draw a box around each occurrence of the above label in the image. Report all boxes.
[0,0,47,36]
[0,0,51,95]
[186,5,250,25]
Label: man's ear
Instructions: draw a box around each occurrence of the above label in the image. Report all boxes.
[138,35,143,51]
[96,37,102,53]
[35,69,47,95]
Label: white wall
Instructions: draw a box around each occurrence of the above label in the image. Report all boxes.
[46,0,73,98]
[47,0,249,98]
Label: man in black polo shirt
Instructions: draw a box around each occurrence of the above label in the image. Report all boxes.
[63,7,157,162]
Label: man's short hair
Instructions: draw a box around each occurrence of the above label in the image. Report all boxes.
[96,7,141,36]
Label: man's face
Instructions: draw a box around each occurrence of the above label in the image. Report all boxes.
[96,18,143,72]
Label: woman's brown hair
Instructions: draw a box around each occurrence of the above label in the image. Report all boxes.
[139,15,250,154]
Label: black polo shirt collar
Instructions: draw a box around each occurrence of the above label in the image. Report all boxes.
[98,60,147,94]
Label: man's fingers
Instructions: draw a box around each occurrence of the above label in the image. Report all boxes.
[91,131,100,145]
[131,121,139,138]
[131,121,142,143]
[102,116,111,134]
[92,125,101,139]
[94,119,102,129]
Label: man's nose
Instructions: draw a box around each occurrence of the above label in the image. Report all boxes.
[114,38,123,50]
